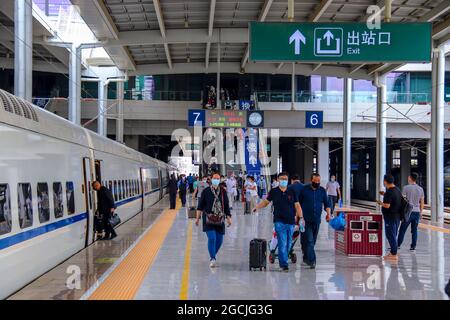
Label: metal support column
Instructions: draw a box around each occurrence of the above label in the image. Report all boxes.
[69,44,82,124]
[343,78,352,206]
[14,0,33,101]
[430,47,445,224]
[216,42,221,109]
[116,81,124,143]
[375,75,387,208]
[98,80,108,136]
[427,139,432,205]
[291,63,296,110]
[318,138,329,188]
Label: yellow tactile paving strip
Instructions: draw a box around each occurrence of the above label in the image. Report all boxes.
[179,220,193,300]
[88,200,180,300]
[419,223,450,234]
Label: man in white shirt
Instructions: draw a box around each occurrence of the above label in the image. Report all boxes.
[226,175,237,210]
[325,175,341,216]
[245,176,258,213]
[398,173,424,251]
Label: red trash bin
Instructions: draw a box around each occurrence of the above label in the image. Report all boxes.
[335,211,383,257]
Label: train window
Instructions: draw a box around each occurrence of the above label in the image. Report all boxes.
[120,180,124,200]
[37,183,50,223]
[113,181,117,201]
[125,180,129,198]
[18,183,33,229]
[53,182,64,218]
[130,180,134,196]
[108,181,113,193]
[66,182,75,215]
[0,184,12,235]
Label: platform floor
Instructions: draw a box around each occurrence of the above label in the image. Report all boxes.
[10,196,450,300]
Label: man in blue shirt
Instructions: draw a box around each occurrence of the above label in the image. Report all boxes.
[298,173,331,269]
[253,172,303,272]
[288,173,303,199]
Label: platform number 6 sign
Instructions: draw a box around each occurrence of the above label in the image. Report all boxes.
[305,111,323,129]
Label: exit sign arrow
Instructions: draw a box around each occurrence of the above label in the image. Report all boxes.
[289,30,306,55]
[323,30,334,46]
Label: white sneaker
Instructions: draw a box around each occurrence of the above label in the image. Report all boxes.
[209,259,216,268]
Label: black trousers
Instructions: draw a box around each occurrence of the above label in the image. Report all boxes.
[102,212,117,238]
[169,192,176,209]
[179,191,187,206]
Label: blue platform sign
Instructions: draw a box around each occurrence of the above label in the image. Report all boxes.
[305,111,323,128]
[239,100,255,110]
[188,109,205,127]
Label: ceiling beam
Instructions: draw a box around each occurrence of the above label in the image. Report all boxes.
[349,64,365,74]
[241,0,273,70]
[418,1,450,22]
[131,61,373,80]
[432,15,450,40]
[367,63,390,75]
[153,0,172,69]
[205,0,216,69]
[312,63,322,72]
[308,0,333,22]
[0,57,67,73]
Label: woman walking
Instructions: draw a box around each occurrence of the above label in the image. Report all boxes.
[196,173,232,268]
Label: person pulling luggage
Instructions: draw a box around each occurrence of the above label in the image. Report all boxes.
[195,173,232,268]
[253,172,303,272]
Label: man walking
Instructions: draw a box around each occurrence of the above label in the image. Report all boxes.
[92,181,117,240]
[377,174,402,261]
[253,172,303,272]
[178,175,188,207]
[298,173,330,269]
[168,174,178,209]
[257,176,267,199]
[226,174,237,210]
[397,173,424,252]
[326,175,341,216]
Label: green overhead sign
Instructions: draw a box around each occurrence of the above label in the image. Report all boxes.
[249,22,432,63]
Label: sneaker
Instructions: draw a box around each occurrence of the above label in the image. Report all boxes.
[309,263,316,269]
[281,267,289,272]
[410,247,416,252]
[383,253,399,261]
[301,261,309,267]
[209,259,217,268]
[110,234,117,240]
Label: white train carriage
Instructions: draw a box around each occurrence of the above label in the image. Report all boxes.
[0,89,174,299]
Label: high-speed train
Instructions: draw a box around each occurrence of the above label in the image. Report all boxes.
[0,89,176,299]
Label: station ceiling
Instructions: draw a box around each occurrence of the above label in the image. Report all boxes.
[1,0,450,79]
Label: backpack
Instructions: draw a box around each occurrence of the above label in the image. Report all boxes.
[205,187,225,226]
[399,188,413,222]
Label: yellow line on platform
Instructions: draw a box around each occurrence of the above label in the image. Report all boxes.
[419,223,450,235]
[88,200,180,300]
[179,220,193,300]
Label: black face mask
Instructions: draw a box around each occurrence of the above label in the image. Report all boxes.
[311,182,320,189]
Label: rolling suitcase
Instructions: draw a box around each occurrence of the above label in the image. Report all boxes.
[249,239,267,271]
[188,206,197,219]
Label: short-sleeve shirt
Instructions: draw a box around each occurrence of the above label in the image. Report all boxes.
[402,184,424,212]
[382,187,402,219]
[326,181,340,196]
[267,187,298,225]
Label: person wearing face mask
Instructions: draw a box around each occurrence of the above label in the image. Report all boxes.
[326,175,341,216]
[193,176,209,206]
[272,177,279,189]
[226,174,237,210]
[253,172,303,272]
[298,173,331,269]
[196,173,232,268]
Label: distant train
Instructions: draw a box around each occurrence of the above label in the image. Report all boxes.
[0,89,176,299]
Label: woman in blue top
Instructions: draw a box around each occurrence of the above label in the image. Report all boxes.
[196,173,232,268]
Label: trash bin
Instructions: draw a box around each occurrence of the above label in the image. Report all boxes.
[335,211,383,257]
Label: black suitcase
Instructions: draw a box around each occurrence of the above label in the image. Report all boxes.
[188,206,197,219]
[94,214,104,233]
[249,238,267,271]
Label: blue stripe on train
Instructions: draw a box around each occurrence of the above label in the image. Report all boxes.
[0,187,162,251]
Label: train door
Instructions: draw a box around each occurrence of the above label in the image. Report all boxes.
[82,157,95,247]
[159,169,164,199]
[139,168,144,211]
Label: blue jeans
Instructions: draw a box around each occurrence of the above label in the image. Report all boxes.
[384,216,400,255]
[274,222,294,268]
[301,221,320,264]
[397,211,420,249]
[206,230,224,260]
